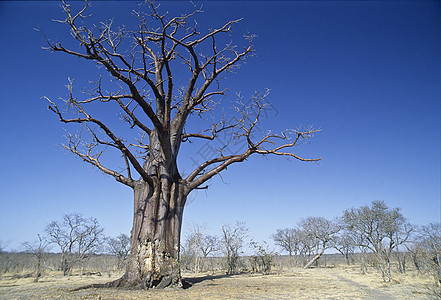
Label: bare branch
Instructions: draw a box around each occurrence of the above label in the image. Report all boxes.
[62,131,133,187]
[45,90,153,187]
[185,92,320,190]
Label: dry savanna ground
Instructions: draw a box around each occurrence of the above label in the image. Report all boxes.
[0,266,438,300]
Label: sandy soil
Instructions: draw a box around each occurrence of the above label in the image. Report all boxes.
[0,266,436,299]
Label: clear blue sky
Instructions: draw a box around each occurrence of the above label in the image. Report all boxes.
[0,1,439,252]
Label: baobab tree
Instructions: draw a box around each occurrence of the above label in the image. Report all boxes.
[43,0,320,288]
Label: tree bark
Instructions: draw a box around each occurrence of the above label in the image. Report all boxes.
[110,179,187,288]
[109,134,189,289]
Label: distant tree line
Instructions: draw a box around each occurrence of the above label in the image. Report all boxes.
[0,213,130,281]
[1,201,439,288]
[271,200,440,284]
[180,221,274,275]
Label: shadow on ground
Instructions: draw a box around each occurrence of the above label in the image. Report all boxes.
[183,273,234,289]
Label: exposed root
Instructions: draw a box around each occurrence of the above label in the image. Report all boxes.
[70,282,110,292]
[70,273,183,292]
[70,277,123,292]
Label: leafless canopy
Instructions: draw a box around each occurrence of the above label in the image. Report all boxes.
[221,221,248,274]
[106,233,130,269]
[22,235,51,282]
[42,0,320,192]
[271,228,303,256]
[342,201,412,281]
[45,213,104,276]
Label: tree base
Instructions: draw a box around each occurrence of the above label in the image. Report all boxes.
[71,272,183,291]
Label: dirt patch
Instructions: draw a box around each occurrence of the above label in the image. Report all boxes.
[0,267,435,299]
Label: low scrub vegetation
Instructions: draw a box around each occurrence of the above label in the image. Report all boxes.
[0,201,439,298]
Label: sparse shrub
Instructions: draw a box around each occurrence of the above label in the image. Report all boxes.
[22,234,51,282]
[221,222,248,274]
[249,241,275,275]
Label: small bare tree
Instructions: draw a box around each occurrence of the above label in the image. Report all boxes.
[182,225,219,272]
[45,213,104,275]
[249,240,275,275]
[22,235,51,282]
[183,224,204,273]
[333,231,355,265]
[221,221,248,274]
[271,228,302,257]
[417,223,441,285]
[186,224,220,273]
[299,216,340,269]
[201,234,220,272]
[106,234,130,270]
[201,235,219,259]
[405,240,423,273]
[342,201,412,282]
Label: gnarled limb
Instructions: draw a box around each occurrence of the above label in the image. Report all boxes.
[185,92,321,190]
[44,85,153,187]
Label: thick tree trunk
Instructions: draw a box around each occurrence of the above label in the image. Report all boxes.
[112,179,187,289]
[109,134,189,289]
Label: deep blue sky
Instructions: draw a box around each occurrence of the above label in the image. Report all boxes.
[0,1,439,252]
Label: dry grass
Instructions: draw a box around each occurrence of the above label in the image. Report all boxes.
[0,266,437,299]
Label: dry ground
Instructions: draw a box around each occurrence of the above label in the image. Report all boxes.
[0,266,437,299]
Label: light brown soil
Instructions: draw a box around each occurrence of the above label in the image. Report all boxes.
[0,266,436,299]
